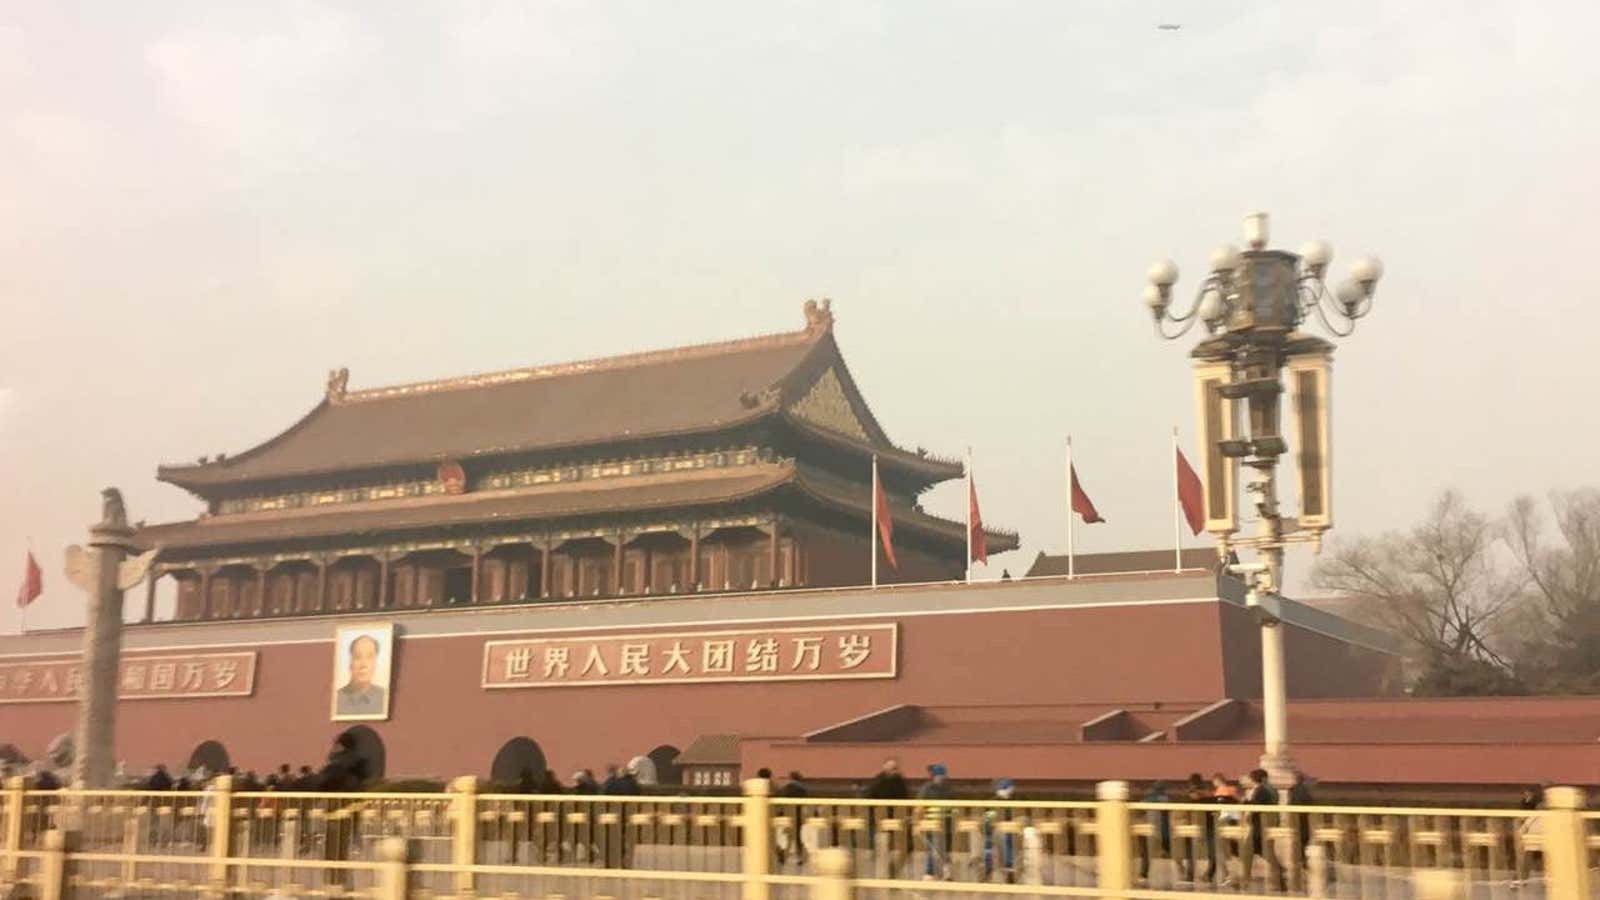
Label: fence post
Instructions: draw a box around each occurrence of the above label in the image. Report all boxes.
[2,776,25,883]
[1305,843,1327,899]
[39,829,66,900]
[280,817,299,860]
[1543,786,1591,900]
[121,813,140,886]
[376,836,411,900]
[811,847,852,900]
[1414,868,1466,900]
[1022,823,1044,885]
[451,774,478,897]
[742,778,772,900]
[1096,780,1132,896]
[207,774,234,896]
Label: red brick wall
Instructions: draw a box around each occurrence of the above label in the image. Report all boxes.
[1,602,1231,778]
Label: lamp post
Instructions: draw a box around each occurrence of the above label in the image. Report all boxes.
[1144,212,1382,789]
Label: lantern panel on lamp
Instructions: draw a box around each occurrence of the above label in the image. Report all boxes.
[1193,360,1239,536]
[1288,350,1333,531]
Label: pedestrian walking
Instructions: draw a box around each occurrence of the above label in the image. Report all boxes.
[1138,781,1173,884]
[1515,787,1547,888]
[145,764,174,791]
[776,771,809,867]
[982,779,1018,883]
[599,762,642,867]
[864,758,909,800]
[1180,772,1209,883]
[917,764,954,880]
[317,734,369,886]
[1289,771,1322,878]
[862,758,910,876]
[1242,769,1285,892]
[1211,773,1241,886]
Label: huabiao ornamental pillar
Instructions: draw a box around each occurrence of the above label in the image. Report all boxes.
[63,488,155,788]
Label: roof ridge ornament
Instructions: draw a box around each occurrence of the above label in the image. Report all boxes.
[803,298,834,333]
[326,367,350,405]
[739,386,782,409]
[338,310,824,404]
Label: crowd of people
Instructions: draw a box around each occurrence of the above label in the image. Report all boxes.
[5,746,1557,888]
[504,761,654,795]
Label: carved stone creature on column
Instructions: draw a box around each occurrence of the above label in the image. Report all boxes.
[62,488,156,788]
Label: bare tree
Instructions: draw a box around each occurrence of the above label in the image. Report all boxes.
[1505,489,1600,690]
[1313,491,1523,681]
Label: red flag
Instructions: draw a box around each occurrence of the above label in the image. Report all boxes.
[1176,447,1205,536]
[1070,465,1105,524]
[968,477,988,565]
[874,472,898,571]
[16,551,42,609]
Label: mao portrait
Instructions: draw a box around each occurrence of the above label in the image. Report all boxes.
[331,623,394,721]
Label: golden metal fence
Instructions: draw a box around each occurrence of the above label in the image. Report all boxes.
[766,795,1101,884]
[2,775,1594,900]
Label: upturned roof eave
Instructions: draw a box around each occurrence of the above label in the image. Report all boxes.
[155,403,788,492]
[139,463,803,554]
[793,472,1020,553]
[778,414,964,484]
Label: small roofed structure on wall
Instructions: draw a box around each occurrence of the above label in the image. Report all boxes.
[1025,547,1217,578]
[134,302,1018,622]
[677,734,742,789]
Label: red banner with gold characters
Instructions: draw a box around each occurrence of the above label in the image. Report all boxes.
[482,623,897,689]
[0,652,258,704]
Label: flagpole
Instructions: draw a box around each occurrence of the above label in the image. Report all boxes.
[1066,437,1076,580]
[871,454,879,589]
[1172,426,1184,573]
[965,446,973,585]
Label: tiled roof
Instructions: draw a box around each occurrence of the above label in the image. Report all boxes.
[138,464,796,551]
[676,734,742,765]
[157,303,959,490]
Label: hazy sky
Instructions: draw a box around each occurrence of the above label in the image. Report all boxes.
[4,1,1597,632]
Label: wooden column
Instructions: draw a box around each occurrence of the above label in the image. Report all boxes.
[255,565,268,617]
[378,554,391,609]
[768,519,780,588]
[612,536,625,596]
[316,558,329,612]
[688,527,700,590]
[539,542,551,600]
[198,567,214,620]
[144,569,159,623]
[470,546,482,604]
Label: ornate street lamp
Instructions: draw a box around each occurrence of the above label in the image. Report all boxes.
[1144,212,1383,788]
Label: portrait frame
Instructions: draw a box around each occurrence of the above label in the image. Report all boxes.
[330,622,394,722]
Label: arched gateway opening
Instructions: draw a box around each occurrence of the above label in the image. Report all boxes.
[490,737,547,785]
[648,744,682,785]
[187,740,229,774]
[338,726,386,781]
